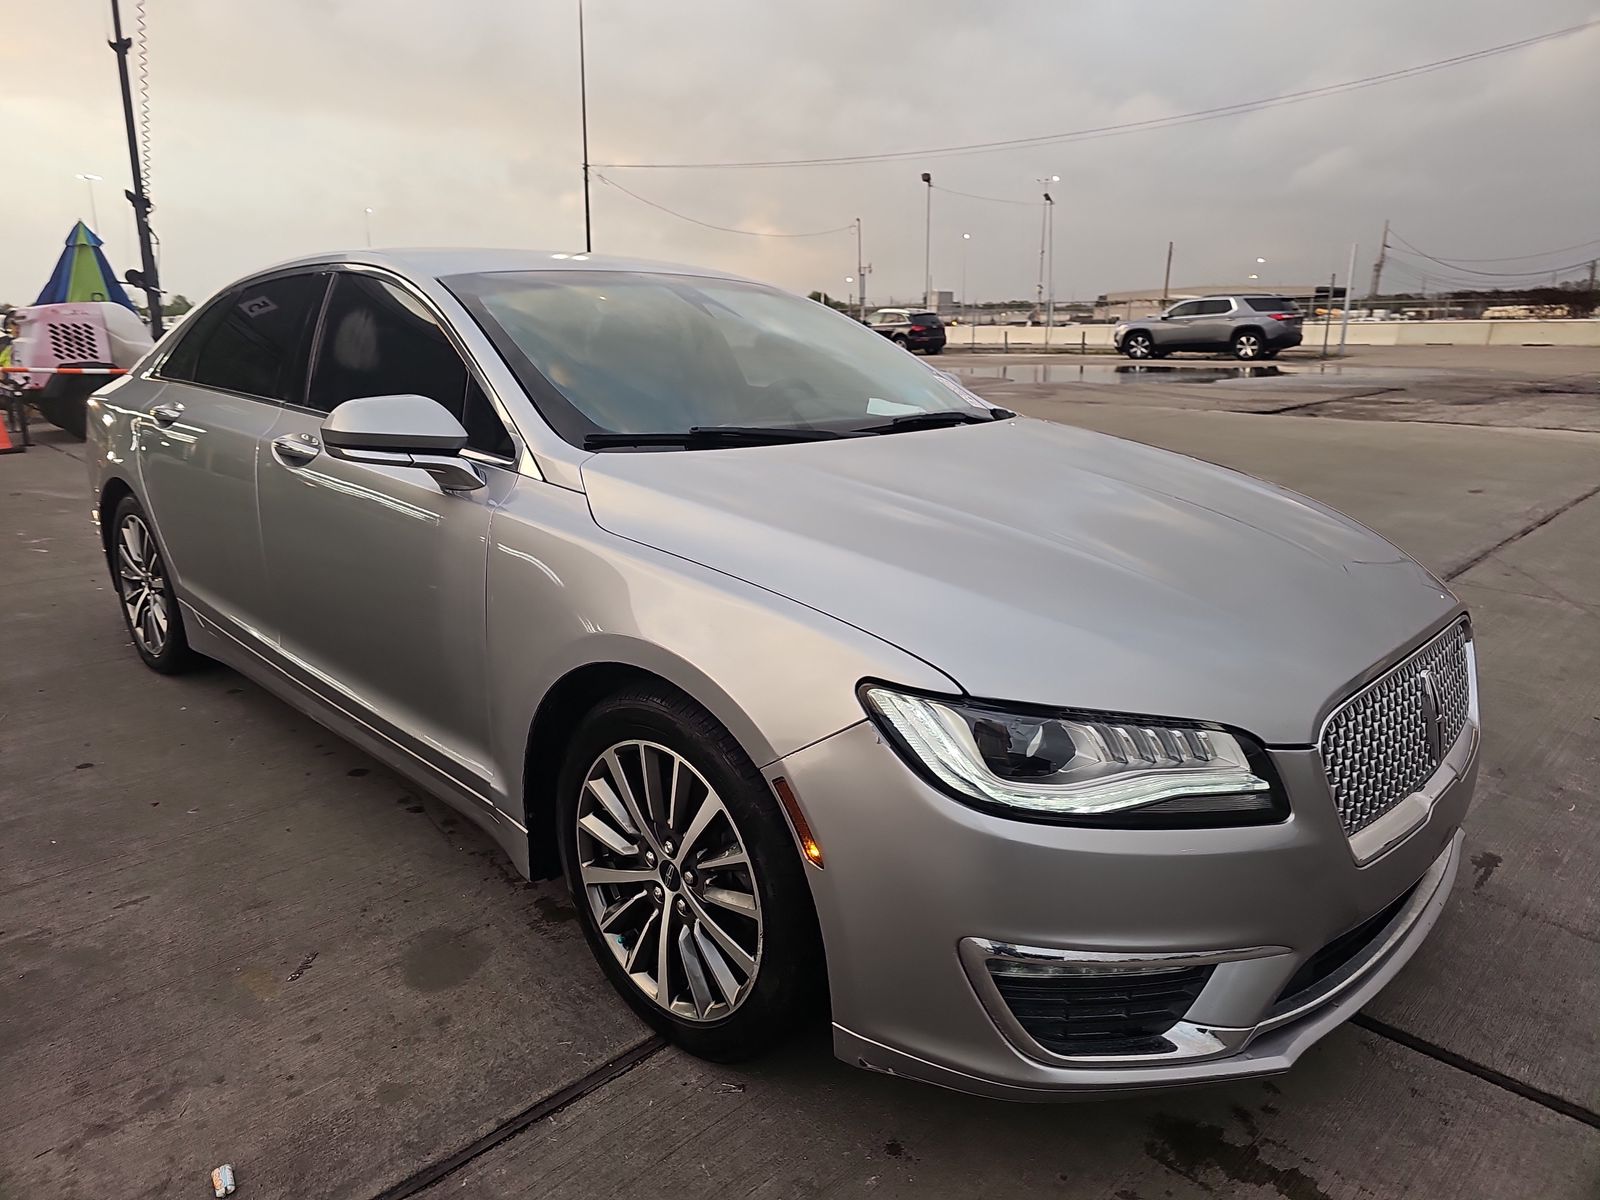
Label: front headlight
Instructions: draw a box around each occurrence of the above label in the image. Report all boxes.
[861,685,1284,826]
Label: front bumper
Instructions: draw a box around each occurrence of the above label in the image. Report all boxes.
[771,717,1475,1099]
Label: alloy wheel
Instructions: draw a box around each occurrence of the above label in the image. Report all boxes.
[576,741,763,1022]
[1235,333,1262,359]
[116,514,170,657]
[1125,334,1153,359]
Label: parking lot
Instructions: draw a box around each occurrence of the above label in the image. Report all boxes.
[3,344,1597,1198]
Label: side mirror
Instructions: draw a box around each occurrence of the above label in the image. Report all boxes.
[321,394,484,492]
[1159,313,1171,320]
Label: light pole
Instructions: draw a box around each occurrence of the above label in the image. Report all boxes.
[854,218,866,321]
[1034,175,1058,324]
[844,276,854,309]
[920,173,933,309]
[109,0,163,336]
[75,173,103,230]
[364,207,375,247]
[961,232,971,322]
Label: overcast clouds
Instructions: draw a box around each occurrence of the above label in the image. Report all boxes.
[4,1,1597,307]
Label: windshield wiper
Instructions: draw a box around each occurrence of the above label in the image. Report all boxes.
[584,425,846,450]
[854,407,1012,435]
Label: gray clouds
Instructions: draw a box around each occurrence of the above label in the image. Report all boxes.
[3,0,1596,305]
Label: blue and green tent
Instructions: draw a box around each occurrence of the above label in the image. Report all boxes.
[33,221,136,310]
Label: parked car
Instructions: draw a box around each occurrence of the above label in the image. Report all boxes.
[866,307,946,354]
[87,250,1475,1099]
[1115,295,1304,360]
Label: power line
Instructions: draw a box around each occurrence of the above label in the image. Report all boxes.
[932,184,1038,207]
[595,19,1599,170]
[1389,242,1597,279]
[1390,230,1600,266]
[593,172,855,237]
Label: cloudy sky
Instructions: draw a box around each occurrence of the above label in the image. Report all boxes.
[4,1,1597,308]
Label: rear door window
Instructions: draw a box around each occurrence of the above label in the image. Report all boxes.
[1196,299,1232,315]
[178,273,327,401]
[910,312,942,327]
[308,273,514,458]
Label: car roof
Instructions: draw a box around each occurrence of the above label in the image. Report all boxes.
[248,247,756,285]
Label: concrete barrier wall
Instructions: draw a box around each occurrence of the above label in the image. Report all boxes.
[946,319,1600,350]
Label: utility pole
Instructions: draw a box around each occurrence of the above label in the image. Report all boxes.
[855,218,865,321]
[578,0,593,252]
[1161,240,1173,306]
[1367,218,1389,300]
[109,0,162,337]
[1035,198,1047,320]
[1587,259,1597,292]
[921,173,933,309]
[1322,272,1336,358]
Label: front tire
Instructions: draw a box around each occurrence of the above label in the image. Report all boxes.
[1232,330,1264,360]
[1123,332,1155,359]
[558,683,822,1062]
[107,495,201,674]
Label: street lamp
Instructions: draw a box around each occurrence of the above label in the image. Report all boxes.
[75,173,103,231]
[844,276,855,308]
[363,207,375,247]
[960,233,972,320]
[920,173,933,309]
[1035,176,1059,325]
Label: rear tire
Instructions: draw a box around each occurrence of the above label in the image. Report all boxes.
[107,495,201,674]
[1232,330,1265,361]
[892,334,909,350]
[558,683,823,1062]
[925,345,943,356]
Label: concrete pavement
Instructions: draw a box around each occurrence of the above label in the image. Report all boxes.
[3,346,1598,1198]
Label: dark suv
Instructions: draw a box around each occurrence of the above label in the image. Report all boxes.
[866,308,946,355]
[1115,295,1303,361]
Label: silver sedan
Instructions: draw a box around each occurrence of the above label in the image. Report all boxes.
[85,250,1478,1098]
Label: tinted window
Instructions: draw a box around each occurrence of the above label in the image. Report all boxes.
[179,274,325,400]
[308,274,513,458]
[910,312,942,327]
[1245,296,1299,312]
[1196,299,1232,315]
[1166,301,1200,318]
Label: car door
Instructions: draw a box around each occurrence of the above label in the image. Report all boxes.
[1187,298,1235,348]
[137,271,327,641]
[1153,299,1202,348]
[255,268,521,803]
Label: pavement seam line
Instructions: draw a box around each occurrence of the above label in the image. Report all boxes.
[1254,387,1405,415]
[1444,481,1600,581]
[1351,1015,1600,1131]
[366,1036,667,1200]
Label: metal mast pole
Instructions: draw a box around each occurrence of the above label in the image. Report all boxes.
[1338,242,1358,355]
[1367,218,1389,299]
[109,0,162,337]
[1161,240,1173,306]
[1035,198,1047,320]
[579,0,592,252]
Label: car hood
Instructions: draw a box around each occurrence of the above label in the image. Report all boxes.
[580,419,1458,744]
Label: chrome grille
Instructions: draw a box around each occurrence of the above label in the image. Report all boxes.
[1320,620,1472,836]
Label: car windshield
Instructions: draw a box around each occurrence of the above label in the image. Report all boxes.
[447,271,985,446]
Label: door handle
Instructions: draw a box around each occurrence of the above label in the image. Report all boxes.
[149,404,184,425]
[272,433,321,465]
